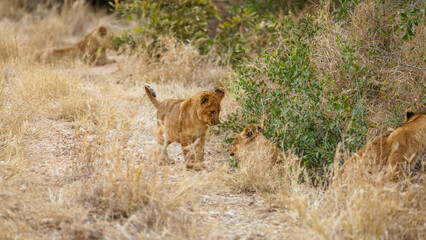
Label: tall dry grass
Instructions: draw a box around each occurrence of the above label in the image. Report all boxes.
[226,142,425,239]
[278,158,425,239]
[115,35,233,89]
[62,114,205,239]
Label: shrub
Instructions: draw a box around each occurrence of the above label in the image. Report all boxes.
[112,0,217,54]
[214,7,270,64]
[243,0,308,16]
[224,14,370,170]
[112,1,275,62]
[395,1,425,42]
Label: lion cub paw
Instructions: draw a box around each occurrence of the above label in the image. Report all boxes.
[159,158,175,166]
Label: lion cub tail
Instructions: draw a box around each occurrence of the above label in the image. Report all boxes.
[144,84,160,109]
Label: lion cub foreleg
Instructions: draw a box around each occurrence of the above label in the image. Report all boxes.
[93,49,116,66]
[181,136,206,170]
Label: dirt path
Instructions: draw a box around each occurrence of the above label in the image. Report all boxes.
[25,118,75,179]
[198,190,290,239]
[22,112,290,240]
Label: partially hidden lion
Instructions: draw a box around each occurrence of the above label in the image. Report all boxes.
[228,124,284,165]
[340,110,426,179]
[38,26,115,66]
[145,84,225,170]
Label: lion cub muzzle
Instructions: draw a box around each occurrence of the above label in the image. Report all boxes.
[199,88,225,126]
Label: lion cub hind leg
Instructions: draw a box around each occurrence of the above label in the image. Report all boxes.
[387,141,419,179]
[155,129,174,165]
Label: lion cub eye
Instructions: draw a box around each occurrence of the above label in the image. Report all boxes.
[210,110,215,115]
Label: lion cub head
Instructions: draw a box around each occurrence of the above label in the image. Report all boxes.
[196,88,225,126]
[90,26,114,49]
[228,124,284,164]
[229,124,265,157]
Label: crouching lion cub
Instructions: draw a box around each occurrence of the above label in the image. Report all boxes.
[39,26,115,66]
[228,124,284,164]
[340,110,426,179]
[145,84,225,170]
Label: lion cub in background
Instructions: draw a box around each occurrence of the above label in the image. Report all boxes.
[39,26,115,66]
[340,110,426,179]
[145,84,225,170]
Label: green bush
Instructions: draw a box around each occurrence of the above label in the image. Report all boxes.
[243,0,308,16]
[214,8,268,64]
[224,15,370,169]
[111,1,279,61]
[393,1,425,42]
[111,1,286,62]
[111,0,217,53]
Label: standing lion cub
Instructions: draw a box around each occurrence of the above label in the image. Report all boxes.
[145,84,225,169]
[38,26,115,66]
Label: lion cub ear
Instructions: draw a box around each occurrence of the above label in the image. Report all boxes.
[214,87,225,100]
[256,125,265,134]
[200,94,210,105]
[406,110,415,122]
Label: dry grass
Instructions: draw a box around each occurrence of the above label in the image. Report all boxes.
[225,144,425,239]
[114,36,233,89]
[227,151,304,194]
[278,159,426,239]
[0,1,424,239]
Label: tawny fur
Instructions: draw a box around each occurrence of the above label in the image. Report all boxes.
[340,112,426,179]
[38,26,115,66]
[145,84,225,170]
[228,124,284,165]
